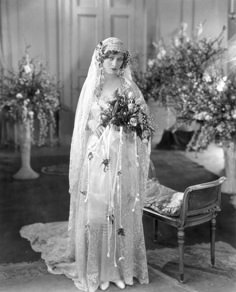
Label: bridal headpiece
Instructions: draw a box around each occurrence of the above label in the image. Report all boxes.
[102,37,126,53]
[95,37,130,69]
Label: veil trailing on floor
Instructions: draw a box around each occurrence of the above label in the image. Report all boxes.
[21,37,151,292]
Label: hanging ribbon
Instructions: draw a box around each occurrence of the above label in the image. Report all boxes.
[106,126,113,258]
[134,132,139,167]
[132,132,140,212]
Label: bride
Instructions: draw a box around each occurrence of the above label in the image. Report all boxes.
[21,37,151,292]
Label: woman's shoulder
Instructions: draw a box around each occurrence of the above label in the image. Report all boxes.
[121,77,138,92]
[121,77,143,99]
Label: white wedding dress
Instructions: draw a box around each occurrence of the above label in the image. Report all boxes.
[20,78,151,292]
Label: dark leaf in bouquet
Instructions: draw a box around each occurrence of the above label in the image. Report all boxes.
[117,228,125,236]
[112,100,119,116]
[99,88,153,141]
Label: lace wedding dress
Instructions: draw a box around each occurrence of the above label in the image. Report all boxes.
[20,38,151,292]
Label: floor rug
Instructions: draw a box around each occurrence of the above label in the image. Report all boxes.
[147,242,236,278]
[41,164,69,175]
[1,149,235,265]
[17,221,236,292]
[0,260,48,282]
[0,261,189,292]
[0,221,235,292]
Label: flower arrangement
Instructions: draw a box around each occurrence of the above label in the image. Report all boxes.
[0,47,60,146]
[181,75,236,151]
[133,23,230,151]
[100,89,154,142]
[134,23,226,105]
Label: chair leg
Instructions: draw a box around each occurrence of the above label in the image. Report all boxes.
[210,216,216,267]
[153,218,158,242]
[177,227,185,283]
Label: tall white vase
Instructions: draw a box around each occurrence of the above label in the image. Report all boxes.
[222,141,236,194]
[13,120,39,180]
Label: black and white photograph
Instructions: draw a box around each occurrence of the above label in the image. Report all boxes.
[0,0,235,291]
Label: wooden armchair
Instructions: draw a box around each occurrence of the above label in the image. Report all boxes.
[144,161,226,282]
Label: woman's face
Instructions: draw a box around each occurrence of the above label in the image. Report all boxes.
[103,52,124,75]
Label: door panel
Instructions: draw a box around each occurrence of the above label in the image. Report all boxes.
[72,0,145,109]
[110,15,131,46]
[110,0,131,8]
[77,0,98,7]
[77,15,99,73]
[104,0,135,51]
[72,0,103,109]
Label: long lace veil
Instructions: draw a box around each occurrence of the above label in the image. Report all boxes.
[67,38,150,255]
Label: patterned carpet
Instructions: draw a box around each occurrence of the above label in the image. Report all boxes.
[1,222,236,292]
[41,164,69,175]
[1,148,236,291]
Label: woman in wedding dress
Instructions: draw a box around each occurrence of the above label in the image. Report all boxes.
[21,37,151,292]
[67,37,151,291]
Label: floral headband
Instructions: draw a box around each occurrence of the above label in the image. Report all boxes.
[95,38,130,69]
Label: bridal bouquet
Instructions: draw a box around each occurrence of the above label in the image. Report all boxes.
[100,89,154,142]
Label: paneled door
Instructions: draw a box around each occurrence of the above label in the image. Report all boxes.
[71,0,146,110]
[58,0,146,143]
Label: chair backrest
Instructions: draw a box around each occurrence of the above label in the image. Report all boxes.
[180,177,226,223]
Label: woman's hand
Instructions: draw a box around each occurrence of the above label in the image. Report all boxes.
[95,125,105,137]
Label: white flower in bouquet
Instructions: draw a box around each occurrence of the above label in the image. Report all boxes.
[128,91,134,99]
[216,124,224,132]
[174,37,180,47]
[216,76,227,92]
[130,117,138,127]
[24,99,29,106]
[203,73,212,83]
[231,109,236,119]
[157,48,166,60]
[194,111,210,121]
[128,103,135,111]
[23,64,32,74]
[28,111,34,118]
[148,59,155,67]
[16,93,23,99]
[19,78,24,85]
[205,114,212,121]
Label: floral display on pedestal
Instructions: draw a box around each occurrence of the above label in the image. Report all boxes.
[0,46,60,180]
[133,23,236,193]
[134,23,227,148]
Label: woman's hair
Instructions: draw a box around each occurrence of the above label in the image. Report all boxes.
[95,42,130,69]
[94,40,131,98]
[103,50,130,69]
